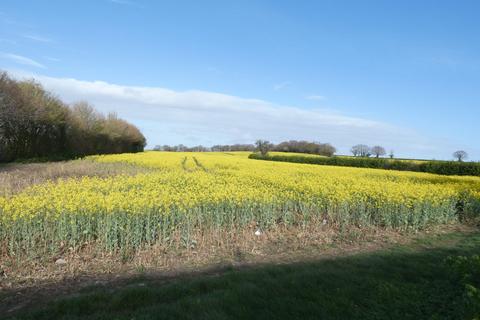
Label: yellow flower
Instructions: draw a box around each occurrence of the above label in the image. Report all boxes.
[0,151,478,225]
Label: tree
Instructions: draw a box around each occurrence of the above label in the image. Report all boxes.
[351,145,360,157]
[317,143,336,157]
[274,140,336,157]
[255,139,272,156]
[389,150,394,159]
[371,146,386,158]
[0,71,146,162]
[351,144,370,157]
[453,150,468,162]
[0,73,69,161]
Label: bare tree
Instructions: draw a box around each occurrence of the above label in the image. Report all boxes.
[453,150,468,162]
[255,139,272,156]
[351,144,370,157]
[351,145,360,157]
[389,150,394,159]
[371,146,386,158]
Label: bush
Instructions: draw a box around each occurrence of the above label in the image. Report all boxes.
[248,153,480,176]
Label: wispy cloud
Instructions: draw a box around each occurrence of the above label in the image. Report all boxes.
[22,34,53,43]
[0,38,17,45]
[429,56,462,71]
[0,14,32,28]
[6,71,440,157]
[306,95,326,101]
[0,53,46,69]
[108,0,144,7]
[273,81,291,91]
[206,66,222,75]
[44,56,60,62]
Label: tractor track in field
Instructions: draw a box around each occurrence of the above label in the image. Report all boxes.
[192,157,208,172]
[180,156,208,172]
[181,156,189,171]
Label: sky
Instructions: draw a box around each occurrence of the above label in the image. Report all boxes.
[0,0,479,160]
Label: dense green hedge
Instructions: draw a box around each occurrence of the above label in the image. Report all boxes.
[249,153,480,176]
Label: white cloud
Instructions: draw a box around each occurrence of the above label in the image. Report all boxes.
[273,81,291,91]
[306,95,326,101]
[22,34,53,43]
[0,53,46,69]
[7,70,444,157]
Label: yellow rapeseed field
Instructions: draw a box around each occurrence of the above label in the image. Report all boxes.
[1,151,479,254]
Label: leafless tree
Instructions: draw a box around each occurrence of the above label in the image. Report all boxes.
[211,144,255,152]
[255,139,273,156]
[351,144,370,157]
[371,146,386,158]
[351,145,360,157]
[453,150,468,162]
[389,150,394,159]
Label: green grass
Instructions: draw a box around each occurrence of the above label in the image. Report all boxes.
[7,230,480,320]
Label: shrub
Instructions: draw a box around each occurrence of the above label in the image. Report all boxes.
[248,153,480,176]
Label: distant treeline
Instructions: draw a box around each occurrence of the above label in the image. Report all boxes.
[0,72,146,162]
[154,140,336,156]
[153,144,249,152]
[274,140,336,156]
[249,153,480,176]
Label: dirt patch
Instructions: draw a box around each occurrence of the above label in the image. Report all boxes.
[0,160,152,196]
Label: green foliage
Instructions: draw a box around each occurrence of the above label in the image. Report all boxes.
[446,255,480,319]
[1,199,460,257]
[0,71,146,162]
[249,153,480,176]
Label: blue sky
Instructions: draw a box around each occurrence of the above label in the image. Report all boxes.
[0,0,479,160]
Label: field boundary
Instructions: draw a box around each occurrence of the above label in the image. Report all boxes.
[249,153,480,176]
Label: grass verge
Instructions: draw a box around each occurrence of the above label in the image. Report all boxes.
[4,228,480,319]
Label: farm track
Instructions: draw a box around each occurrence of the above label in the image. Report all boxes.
[181,156,208,172]
[193,157,208,172]
[181,156,188,171]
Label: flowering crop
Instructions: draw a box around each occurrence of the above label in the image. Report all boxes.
[1,152,479,255]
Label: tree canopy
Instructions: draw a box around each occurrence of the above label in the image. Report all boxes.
[0,71,146,162]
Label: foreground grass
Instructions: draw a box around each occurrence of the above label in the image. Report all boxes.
[7,230,480,320]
